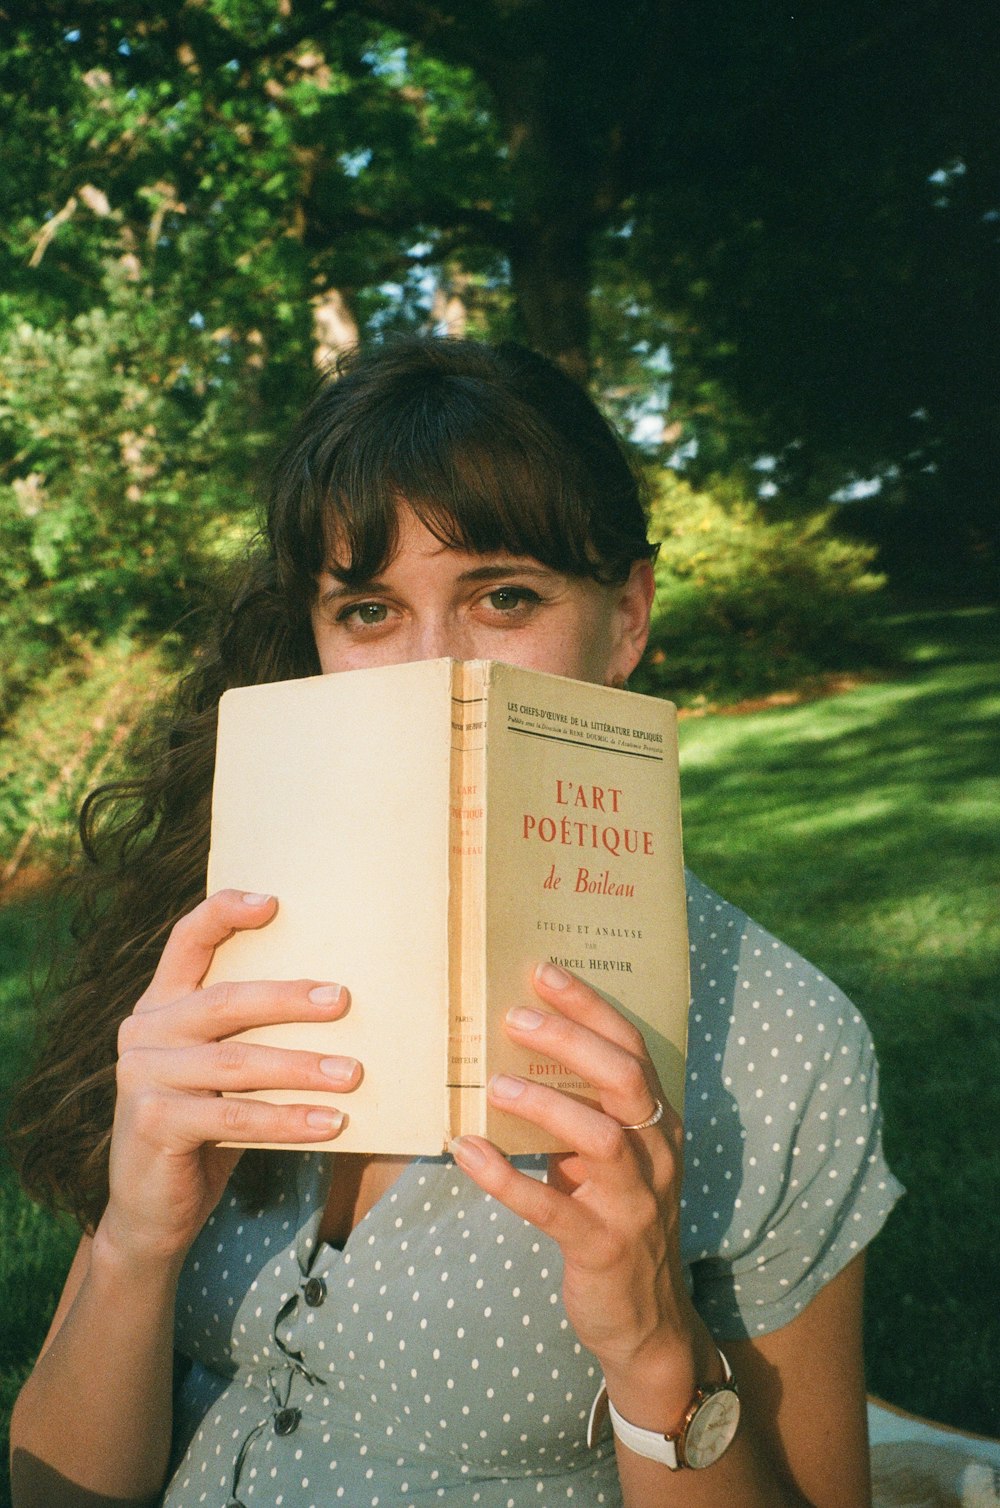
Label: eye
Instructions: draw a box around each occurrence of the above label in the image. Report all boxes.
[484,585,542,613]
[336,600,389,627]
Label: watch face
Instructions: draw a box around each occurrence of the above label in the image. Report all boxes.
[682,1386,741,1469]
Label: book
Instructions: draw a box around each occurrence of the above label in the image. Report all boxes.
[204,658,689,1155]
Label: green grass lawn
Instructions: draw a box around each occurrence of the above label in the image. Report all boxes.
[0,891,79,1507]
[676,605,1000,1434]
[1,604,997,1502]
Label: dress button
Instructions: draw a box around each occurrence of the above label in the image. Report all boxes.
[303,1275,327,1307]
[273,1407,301,1436]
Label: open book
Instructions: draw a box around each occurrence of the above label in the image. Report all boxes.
[205,658,689,1154]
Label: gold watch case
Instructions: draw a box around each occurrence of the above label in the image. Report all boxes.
[675,1381,742,1469]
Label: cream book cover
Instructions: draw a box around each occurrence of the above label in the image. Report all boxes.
[204,658,689,1154]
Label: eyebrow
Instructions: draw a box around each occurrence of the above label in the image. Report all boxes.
[318,561,558,601]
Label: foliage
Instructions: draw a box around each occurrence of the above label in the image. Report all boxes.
[0,637,173,879]
[4,4,999,551]
[0,3,508,358]
[637,473,887,704]
[0,266,269,719]
[0,2,518,722]
[0,0,994,728]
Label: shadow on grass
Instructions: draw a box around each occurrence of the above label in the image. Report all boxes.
[879,603,1000,670]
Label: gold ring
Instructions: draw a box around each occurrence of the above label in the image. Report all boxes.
[622,1098,664,1132]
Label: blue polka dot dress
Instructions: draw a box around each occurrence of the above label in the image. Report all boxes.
[164,874,902,1507]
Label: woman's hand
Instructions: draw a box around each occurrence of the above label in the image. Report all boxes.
[449,962,718,1417]
[101,888,360,1269]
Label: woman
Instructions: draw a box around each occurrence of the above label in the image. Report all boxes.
[7,337,902,1507]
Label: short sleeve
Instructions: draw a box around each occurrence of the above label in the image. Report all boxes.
[680,874,905,1340]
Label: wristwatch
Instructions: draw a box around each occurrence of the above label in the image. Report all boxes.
[587,1347,741,1470]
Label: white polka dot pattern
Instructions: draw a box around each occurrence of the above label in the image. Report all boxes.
[165,872,902,1506]
[681,874,903,1336]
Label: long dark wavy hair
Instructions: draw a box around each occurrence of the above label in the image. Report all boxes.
[5,336,656,1230]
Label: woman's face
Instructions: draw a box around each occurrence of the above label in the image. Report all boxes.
[311,507,654,687]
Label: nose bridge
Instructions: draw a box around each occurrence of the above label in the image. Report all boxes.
[410,610,457,662]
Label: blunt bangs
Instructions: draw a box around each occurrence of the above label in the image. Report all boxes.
[267,339,653,608]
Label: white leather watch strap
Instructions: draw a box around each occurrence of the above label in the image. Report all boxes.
[607,1395,682,1467]
[586,1347,735,1467]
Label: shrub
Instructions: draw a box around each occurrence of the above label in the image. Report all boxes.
[636,472,886,704]
[0,270,269,722]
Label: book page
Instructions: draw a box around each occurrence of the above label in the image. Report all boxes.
[480,664,689,1154]
[204,659,453,1154]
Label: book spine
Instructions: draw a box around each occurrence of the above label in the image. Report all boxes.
[447,660,489,1138]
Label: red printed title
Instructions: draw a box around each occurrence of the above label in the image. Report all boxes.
[521,780,654,857]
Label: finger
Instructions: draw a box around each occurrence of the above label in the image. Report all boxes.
[449,1135,577,1241]
[116,1038,362,1098]
[505,998,662,1130]
[531,962,651,1060]
[488,1073,639,1171]
[124,1085,348,1149]
[138,890,278,1008]
[450,1124,674,1263]
[487,1072,679,1191]
[123,978,349,1049]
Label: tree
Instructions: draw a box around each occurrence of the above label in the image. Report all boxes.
[1,0,675,384]
[2,0,996,592]
[628,0,1000,581]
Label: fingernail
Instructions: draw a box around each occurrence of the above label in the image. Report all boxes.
[241,892,273,906]
[308,984,344,1006]
[506,1006,545,1031]
[489,1073,526,1101]
[535,961,570,989]
[306,1108,345,1132]
[319,1057,358,1082]
[449,1136,487,1170]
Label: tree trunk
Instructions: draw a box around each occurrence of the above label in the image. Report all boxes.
[508,214,592,385]
[493,54,600,386]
